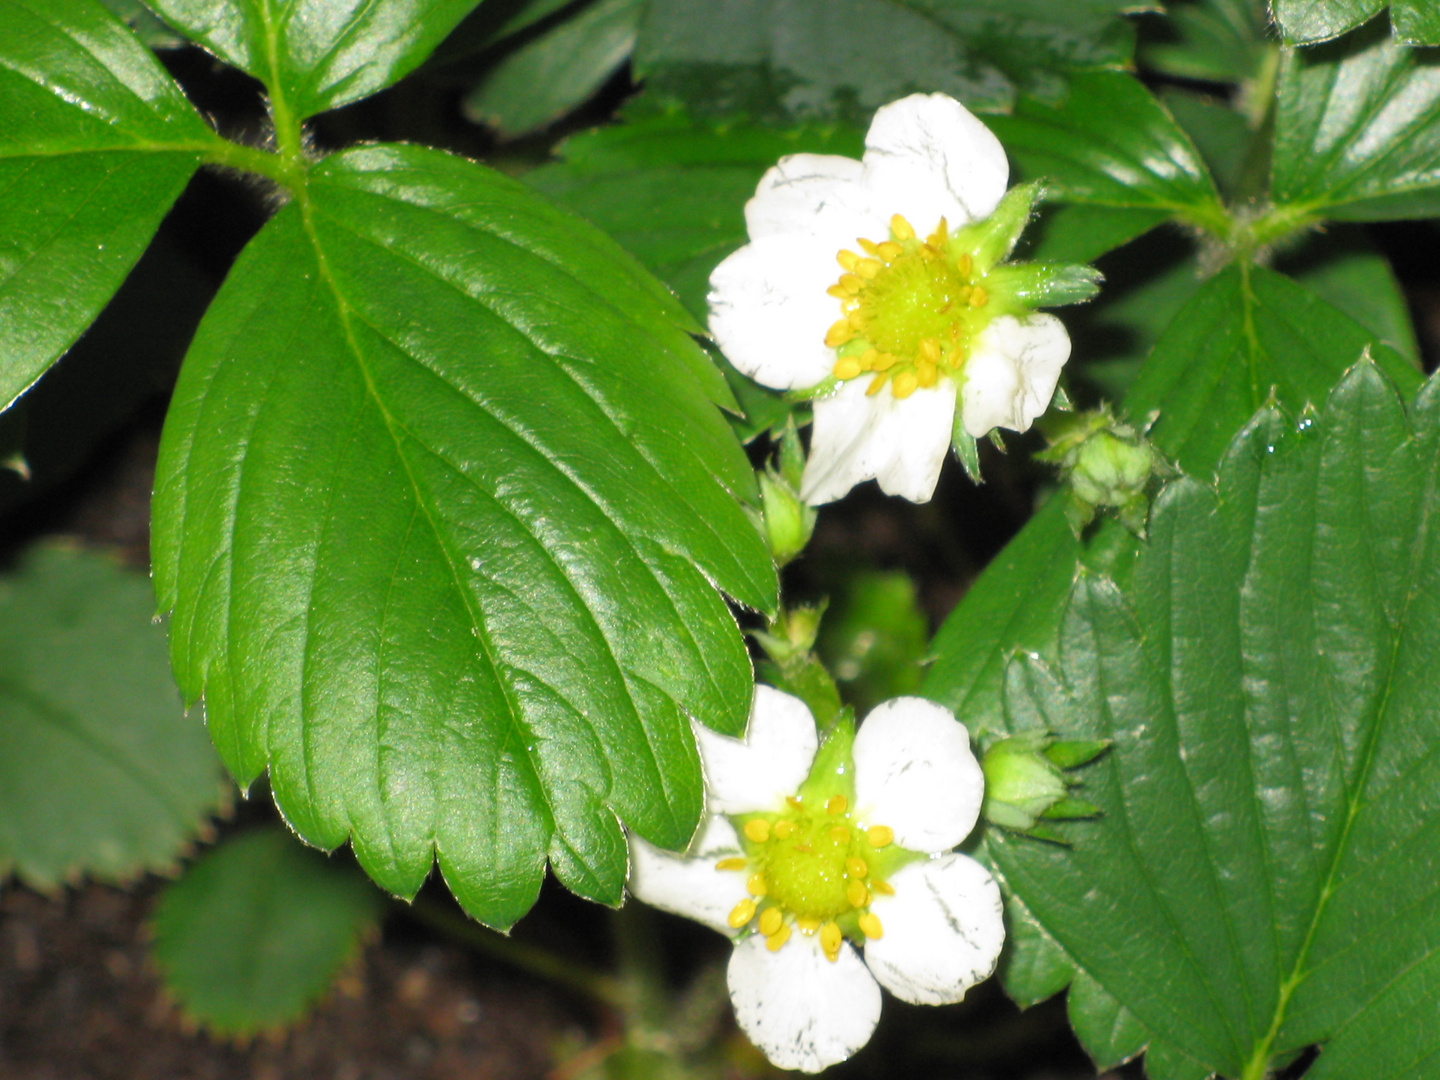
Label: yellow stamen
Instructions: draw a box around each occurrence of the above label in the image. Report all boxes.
[728,899,756,928]
[845,856,869,879]
[833,356,862,380]
[797,916,822,936]
[916,361,939,389]
[871,352,896,372]
[855,258,883,280]
[758,907,784,937]
[858,347,880,371]
[820,921,843,962]
[957,252,972,277]
[866,825,894,848]
[866,372,888,396]
[847,310,866,329]
[773,820,797,840]
[786,796,802,809]
[825,795,848,815]
[745,819,771,843]
[890,214,915,241]
[826,284,850,299]
[891,371,919,399]
[877,240,903,262]
[766,924,792,952]
[969,285,988,307]
[829,825,851,843]
[857,237,882,257]
[858,913,884,940]
[871,879,895,896]
[837,249,860,271]
[917,337,941,365]
[747,873,768,897]
[825,319,855,348]
[839,273,864,294]
[846,880,869,908]
[715,856,747,872]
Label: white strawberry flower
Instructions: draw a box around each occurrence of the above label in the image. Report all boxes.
[709,92,1097,505]
[628,687,1004,1073]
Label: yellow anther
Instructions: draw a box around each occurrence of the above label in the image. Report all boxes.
[839,273,864,294]
[747,873,768,897]
[826,284,850,299]
[929,216,950,245]
[890,214,915,241]
[916,361,939,389]
[855,258,883,280]
[826,795,848,815]
[825,319,855,348]
[829,825,851,843]
[956,252,972,277]
[891,371,919,399]
[728,898,757,928]
[871,351,896,372]
[858,347,880,371]
[866,372,888,397]
[745,819,771,843]
[758,907,784,937]
[837,249,860,271]
[871,879,895,896]
[867,825,894,848]
[917,337,942,365]
[846,856,869,879]
[857,237,883,257]
[714,856,747,871]
[877,240,903,262]
[833,356,862,380]
[797,916,822,936]
[847,310,866,329]
[766,924,792,952]
[846,879,870,908]
[820,921,843,962]
[858,913,884,940]
[786,796,803,808]
[969,285,989,307]
[773,820,797,840]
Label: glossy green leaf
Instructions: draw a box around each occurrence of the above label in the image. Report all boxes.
[462,0,643,138]
[1160,87,1254,198]
[0,545,225,889]
[153,145,775,930]
[1140,0,1269,84]
[1273,0,1440,45]
[634,0,1140,123]
[96,0,188,48]
[143,0,483,119]
[1067,970,1147,1070]
[151,827,383,1035]
[991,362,1440,1078]
[0,0,214,411]
[1272,22,1440,221]
[987,70,1228,244]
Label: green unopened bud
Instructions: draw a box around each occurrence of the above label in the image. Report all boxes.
[751,605,842,728]
[981,731,1108,841]
[1037,408,1172,537]
[757,468,816,566]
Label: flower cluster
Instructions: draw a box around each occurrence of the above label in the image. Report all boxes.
[709,93,1097,505]
[628,687,1004,1072]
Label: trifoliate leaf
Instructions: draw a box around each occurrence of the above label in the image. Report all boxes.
[1272,0,1440,45]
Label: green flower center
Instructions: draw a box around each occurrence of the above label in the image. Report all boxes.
[824,215,991,400]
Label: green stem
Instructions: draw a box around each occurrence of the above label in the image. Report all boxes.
[200,139,293,186]
[406,894,627,1009]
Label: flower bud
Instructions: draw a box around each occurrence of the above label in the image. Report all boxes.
[981,731,1107,840]
[1038,408,1171,537]
[757,467,816,566]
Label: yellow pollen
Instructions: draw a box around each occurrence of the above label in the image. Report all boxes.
[867,825,894,848]
[820,921,843,962]
[928,216,950,245]
[786,796,803,809]
[866,372,888,397]
[840,273,864,294]
[857,237,882,257]
[871,352,896,372]
[845,856,869,879]
[846,880,869,908]
[916,361,939,389]
[890,214,915,241]
[773,820,797,840]
[833,356,862,380]
[747,873,768,897]
[877,240,903,262]
[969,285,989,307]
[858,347,880,371]
[847,310,866,329]
[871,879,895,896]
[858,913,884,940]
[825,795,848,815]
[728,898,756,928]
[855,258,883,280]
[766,924,792,951]
[917,337,942,365]
[715,856,747,871]
[825,284,849,299]
[745,819,771,843]
[825,319,854,348]
[829,825,851,843]
[758,907,784,937]
[957,252,972,276]
[837,249,860,271]
[797,916,822,936]
[891,371,919,399]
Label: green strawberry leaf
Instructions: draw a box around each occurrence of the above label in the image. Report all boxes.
[152,145,775,930]
[1272,0,1440,45]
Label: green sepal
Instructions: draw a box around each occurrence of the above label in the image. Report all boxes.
[797,709,857,807]
[954,182,1041,273]
[952,417,984,484]
[1043,796,1102,820]
[986,262,1103,308]
[777,416,806,491]
[1044,739,1111,770]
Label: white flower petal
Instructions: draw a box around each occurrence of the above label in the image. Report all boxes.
[862,93,1008,230]
[628,815,749,936]
[728,931,882,1073]
[709,237,840,390]
[960,313,1071,438]
[694,685,819,815]
[745,153,883,247]
[799,377,958,505]
[851,696,983,851]
[863,853,1004,1005]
